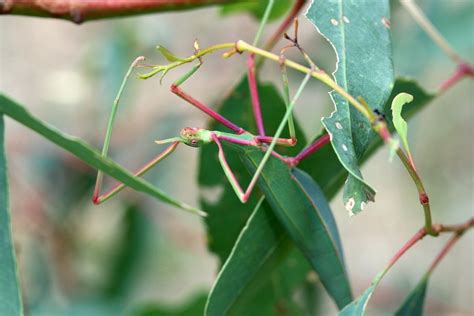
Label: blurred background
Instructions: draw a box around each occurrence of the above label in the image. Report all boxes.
[0,0,473,315]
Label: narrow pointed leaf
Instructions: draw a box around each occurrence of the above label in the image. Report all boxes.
[395,275,429,316]
[0,94,204,216]
[339,271,385,316]
[305,0,394,215]
[391,92,414,157]
[205,198,309,316]
[0,115,23,316]
[199,77,310,313]
[242,151,352,309]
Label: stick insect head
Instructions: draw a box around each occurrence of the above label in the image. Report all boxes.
[178,127,213,147]
[155,128,213,147]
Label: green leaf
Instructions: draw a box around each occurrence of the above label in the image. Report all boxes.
[198,77,309,313]
[395,275,429,316]
[0,94,204,216]
[339,271,385,316]
[241,152,352,309]
[198,78,306,263]
[305,0,394,215]
[391,93,414,157]
[0,115,23,315]
[220,0,292,22]
[205,198,310,316]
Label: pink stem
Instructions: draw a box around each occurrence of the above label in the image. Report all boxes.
[247,54,266,136]
[386,228,427,270]
[427,234,461,274]
[439,62,474,92]
[171,84,245,134]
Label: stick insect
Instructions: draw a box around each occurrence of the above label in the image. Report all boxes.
[92,22,330,215]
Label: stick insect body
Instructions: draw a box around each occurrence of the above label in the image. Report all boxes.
[92,29,330,215]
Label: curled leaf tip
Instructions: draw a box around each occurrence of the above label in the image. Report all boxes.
[391,92,414,157]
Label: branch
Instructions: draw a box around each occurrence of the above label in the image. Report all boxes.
[0,0,243,24]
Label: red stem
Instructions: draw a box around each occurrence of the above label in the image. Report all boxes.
[439,62,474,92]
[386,228,427,270]
[427,234,461,274]
[0,0,236,24]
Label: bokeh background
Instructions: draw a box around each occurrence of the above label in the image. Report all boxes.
[0,0,473,315]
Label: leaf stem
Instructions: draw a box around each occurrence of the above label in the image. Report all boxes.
[395,148,435,236]
[386,227,427,272]
[384,217,473,275]
[439,62,474,93]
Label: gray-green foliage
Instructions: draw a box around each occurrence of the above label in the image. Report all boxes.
[306,0,394,215]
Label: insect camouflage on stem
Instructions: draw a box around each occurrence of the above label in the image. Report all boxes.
[92,19,331,216]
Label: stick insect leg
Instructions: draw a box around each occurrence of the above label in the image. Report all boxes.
[282,133,331,167]
[274,19,330,167]
[170,63,246,135]
[93,142,179,204]
[93,56,144,203]
[213,72,312,203]
[247,53,266,136]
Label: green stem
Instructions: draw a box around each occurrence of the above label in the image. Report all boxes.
[396,148,435,236]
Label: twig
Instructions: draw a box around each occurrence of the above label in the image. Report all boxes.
[439,62,474,93]
[0,0,237,24]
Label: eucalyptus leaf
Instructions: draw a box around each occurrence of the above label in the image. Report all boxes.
[242,151,352,309]
[395,275,429,316]
[0,115,23,316]
[198,77,309,313]
[305,0,394,215]
[205,198,309,316]
[339,271,385,316]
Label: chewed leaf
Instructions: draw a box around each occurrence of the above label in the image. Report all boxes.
[305,0,394,215]
[391,93,414,157]
[156,45,186,62]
